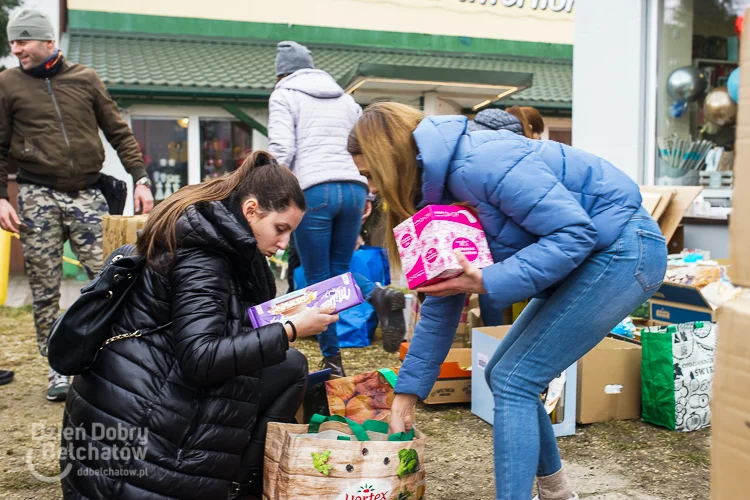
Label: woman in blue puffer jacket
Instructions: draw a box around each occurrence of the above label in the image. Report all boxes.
[347,102,667,500]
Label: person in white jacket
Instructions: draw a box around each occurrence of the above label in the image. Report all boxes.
[268,41,405,376]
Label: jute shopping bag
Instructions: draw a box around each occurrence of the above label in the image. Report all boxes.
[264,414,426,500]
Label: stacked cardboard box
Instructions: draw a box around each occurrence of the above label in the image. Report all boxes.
[102,215,149,261]
[712,11,750,498]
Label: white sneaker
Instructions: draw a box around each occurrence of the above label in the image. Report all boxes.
[47,369,70,402]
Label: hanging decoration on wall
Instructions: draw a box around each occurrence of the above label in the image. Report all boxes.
[728,68,740,103]
[667,66,709,103]
[703,86,737,127]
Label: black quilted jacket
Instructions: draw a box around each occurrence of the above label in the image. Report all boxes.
[60,200,289,499]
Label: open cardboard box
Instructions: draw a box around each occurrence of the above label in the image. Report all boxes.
[471,326,577,437]
[399,342,471,404]
[639,186,703,243]
[649,282,716,325]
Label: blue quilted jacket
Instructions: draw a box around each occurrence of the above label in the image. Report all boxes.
[397,115,642,399]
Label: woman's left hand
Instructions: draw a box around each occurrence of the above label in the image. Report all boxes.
[416,251,487,297]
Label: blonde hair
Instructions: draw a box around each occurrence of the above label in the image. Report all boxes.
[347,102,424,269]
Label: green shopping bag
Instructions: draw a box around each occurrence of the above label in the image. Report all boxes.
[641,322,716,431]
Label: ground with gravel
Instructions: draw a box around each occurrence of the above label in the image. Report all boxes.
[0,305,709,499]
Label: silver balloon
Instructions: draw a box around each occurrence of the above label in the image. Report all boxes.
[667,66,709,102]
[703,86,737,127]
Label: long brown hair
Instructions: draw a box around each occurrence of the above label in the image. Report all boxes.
[136,151,305,264]
[347,102,424,269]
[506,106,545,138]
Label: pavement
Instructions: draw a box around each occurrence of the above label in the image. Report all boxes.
[4,275,88,309]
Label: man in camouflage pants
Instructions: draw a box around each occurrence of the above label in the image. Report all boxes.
[0,10,154,401]
[17,185,109,356]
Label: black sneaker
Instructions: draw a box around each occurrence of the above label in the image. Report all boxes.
[0,370,14,386]
[369,286,406,353]
[320,354,346,378]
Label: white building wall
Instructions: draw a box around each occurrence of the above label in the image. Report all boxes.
[572,0,648,182]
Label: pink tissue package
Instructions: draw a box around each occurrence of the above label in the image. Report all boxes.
[394,205,494,290]
[248,273,363,328]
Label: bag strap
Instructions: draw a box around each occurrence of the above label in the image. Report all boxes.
[308,414,416,442]
[361,419,415,442]
[308,414,370,441]
[388,428,416,442]
[99,322,172,351]
[377,368,398,387]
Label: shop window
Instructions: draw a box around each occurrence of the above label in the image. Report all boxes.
[131,118,189,203]
[200,120,253,181]
[656,0,748,193]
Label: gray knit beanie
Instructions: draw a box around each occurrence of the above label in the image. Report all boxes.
[7,9,55,42]
[275,41,314,77]
[468,109,524,135]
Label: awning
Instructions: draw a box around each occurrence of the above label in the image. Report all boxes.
[339,63,533,111]
[66,31,572,110]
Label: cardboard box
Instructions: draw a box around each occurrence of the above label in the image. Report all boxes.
[471,326,577,437]
[730,12,750,287]
[399,342,471,404]
[649,282,715,325]
[712,298,750,499]
[576,336,642,424]
[102,214,148,261]
[639,186,702,243]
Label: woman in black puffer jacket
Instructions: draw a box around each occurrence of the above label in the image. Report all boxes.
[60,152,340,500]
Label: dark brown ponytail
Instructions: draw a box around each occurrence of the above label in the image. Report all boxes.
[505,106,534,139]
[136,151,305,264]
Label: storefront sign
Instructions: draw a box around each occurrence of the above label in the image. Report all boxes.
[70,0,575,45]
[460,0,574,13]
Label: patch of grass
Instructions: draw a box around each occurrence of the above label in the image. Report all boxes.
[0,305,34,318]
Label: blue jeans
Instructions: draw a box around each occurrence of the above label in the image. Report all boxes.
[295,181,367,357]
[484,208,667,499]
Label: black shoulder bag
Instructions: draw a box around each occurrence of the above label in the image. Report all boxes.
[47,244,171,375]
[97,173,128,215]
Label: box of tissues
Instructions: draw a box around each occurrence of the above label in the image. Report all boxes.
[394,205,494,290]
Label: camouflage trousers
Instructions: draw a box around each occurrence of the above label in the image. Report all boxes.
[18,184,108,357]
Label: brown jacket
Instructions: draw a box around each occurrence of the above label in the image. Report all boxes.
[0,61,146,198]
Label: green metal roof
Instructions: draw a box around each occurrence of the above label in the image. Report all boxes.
[66,31,572,109]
